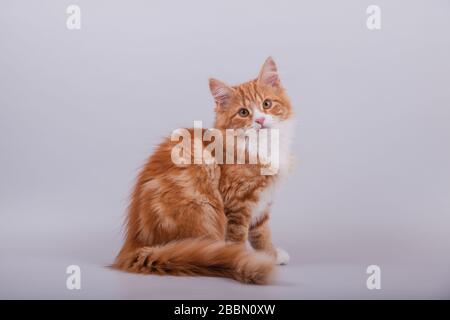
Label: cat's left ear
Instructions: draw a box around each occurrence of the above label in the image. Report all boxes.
[257,57,281,88]
[209,78,234,108]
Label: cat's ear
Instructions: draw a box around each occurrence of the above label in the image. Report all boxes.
[257,57,281,88]
[209,78,234,107]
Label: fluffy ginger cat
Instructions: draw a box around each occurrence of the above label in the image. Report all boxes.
[114,57,294,284]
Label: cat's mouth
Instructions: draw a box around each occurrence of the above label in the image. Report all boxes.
[254,123,269,130]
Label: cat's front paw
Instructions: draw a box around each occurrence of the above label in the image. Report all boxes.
[275,247,290,265]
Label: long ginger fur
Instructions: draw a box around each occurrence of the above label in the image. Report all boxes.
[114,57,294,284]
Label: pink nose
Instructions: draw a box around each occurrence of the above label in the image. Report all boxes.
[255,117,265,125]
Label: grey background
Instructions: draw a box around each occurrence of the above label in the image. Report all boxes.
[1,0,449,299]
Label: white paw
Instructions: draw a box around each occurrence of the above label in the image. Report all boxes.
[275,247,290,265]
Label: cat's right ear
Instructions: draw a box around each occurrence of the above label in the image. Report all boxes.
[209,78,234,108]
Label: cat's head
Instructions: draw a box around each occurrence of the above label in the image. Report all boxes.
[210,57,293,131]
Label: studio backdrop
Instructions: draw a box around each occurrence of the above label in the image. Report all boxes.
[0,0,449,299]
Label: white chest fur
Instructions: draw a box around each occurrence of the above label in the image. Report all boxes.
[250,118,295,225]
[251,182,276,225]
[277,118,295,178]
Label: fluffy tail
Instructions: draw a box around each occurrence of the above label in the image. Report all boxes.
[113,238,275,284]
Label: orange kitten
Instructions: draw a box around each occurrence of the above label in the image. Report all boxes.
[114,57,294,284]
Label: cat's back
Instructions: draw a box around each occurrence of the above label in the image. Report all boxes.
[136,129,223,207]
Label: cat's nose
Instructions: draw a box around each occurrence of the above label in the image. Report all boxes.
[255,117,265,125]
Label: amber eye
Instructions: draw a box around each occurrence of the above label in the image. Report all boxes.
[238,108,250,117]
[262,99,272,109]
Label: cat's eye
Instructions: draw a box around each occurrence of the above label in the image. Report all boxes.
[262,99,272,109]
[238,108,250,117]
